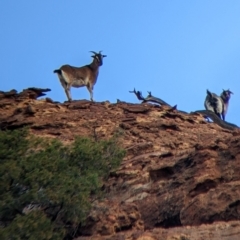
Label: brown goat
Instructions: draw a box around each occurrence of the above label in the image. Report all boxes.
[53,51,107,101]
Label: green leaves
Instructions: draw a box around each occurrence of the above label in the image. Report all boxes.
[0,128,125,239]
[0,211,64,240]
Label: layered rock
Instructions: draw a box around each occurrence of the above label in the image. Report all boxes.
[1,87,240,240]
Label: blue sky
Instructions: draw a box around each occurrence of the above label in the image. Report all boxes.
[1,1,240,125]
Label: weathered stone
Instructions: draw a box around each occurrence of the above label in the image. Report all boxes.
[1,87,240,239]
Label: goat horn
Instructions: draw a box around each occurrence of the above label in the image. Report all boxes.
[89,51,97,55]
[206,89,212,97]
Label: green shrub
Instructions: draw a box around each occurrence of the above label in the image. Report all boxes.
[0,211,64,240]
[0,128,125,239]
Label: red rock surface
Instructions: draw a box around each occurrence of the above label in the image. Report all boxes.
[1,88,240,239]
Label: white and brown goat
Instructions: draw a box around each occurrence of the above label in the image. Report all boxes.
[204,89,233,121]
[53,51,107,102]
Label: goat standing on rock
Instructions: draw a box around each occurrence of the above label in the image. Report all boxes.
[53,51,107,102]
[204,89,233,121]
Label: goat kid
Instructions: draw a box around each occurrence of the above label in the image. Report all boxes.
[204,89,233,121]
[53,51,107,102]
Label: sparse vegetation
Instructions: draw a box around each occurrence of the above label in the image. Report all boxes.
[0,128,125,239]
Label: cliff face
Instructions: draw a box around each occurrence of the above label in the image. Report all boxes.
[1,88,240,240]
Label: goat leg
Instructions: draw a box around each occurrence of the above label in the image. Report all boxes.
[64,87,72,102]
[87,85,94,102]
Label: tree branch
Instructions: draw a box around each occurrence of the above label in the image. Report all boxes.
[129,88,174,107]
[192,110,239,130]
[129,88,145,101]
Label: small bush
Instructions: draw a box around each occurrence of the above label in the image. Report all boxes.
[0,128,125,239]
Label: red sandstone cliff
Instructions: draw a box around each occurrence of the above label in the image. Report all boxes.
[1,88,240,240]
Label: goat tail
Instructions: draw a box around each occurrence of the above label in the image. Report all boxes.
[53,69,61,74]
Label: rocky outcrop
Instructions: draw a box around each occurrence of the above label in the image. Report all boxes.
[1,87,240,239]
